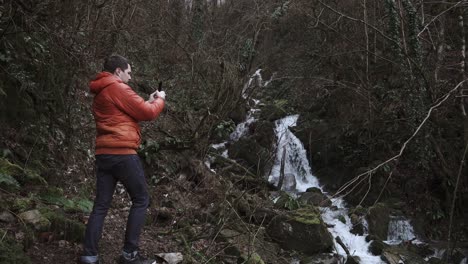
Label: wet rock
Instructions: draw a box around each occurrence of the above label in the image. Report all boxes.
[381,245,426,264]
[277,173,296,192]
[259,103,287,121]
[368,240,387,255]
[252,207,277,225]
[301,253,342,264]
[266,207,333,255]
[0,211,15,223]
[228,137,272,176]
[250,120,275,148]
[406,242,434,258]
[345,255,360,264]
[441,248,466,264]
[427,257,444,264]
[299,187,331,207]
[349,213,364,235]
[18,209,51,231]
[366,203,390,240]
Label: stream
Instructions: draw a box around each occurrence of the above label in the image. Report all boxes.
[207,70,465,263]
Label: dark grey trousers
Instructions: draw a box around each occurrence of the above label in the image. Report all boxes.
[83,154,149,256]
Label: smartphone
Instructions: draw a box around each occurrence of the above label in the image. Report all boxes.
[158,81,163,92]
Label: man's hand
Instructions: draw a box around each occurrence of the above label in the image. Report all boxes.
[156,90,166,100]
[148,91,166,103]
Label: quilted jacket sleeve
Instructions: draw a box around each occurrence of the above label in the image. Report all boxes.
[112,84,165,121]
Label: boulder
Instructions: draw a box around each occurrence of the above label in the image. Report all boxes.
[368,240,387,255]
[279,173,297,192]
[349,213,364,236]
[299,187,331,207]
[217,227,279,264]
[250,120,276,148]
[266,207,334,255]
[18,209,50,231]
[441,248,466,264]
[366,203,390,240]
[406,242,434,258]
[0,211,15,223]
[381,245,426,264]
[228,137,272,176]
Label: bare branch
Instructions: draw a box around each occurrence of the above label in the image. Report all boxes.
[332,79,468,199]
[418,0,465,37]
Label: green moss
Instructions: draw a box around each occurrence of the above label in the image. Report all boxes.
[39,189,93,213]
[338,214,346,224]
[13,197,34,212]
[40,208,85,242]
[0,234,31,264]
[0,158,23,175]
[350,205,367,215]
[0,158,47,186]
[291,207,321,225]
[275,192,300,211]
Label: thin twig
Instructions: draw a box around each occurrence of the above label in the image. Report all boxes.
[418,0,465,37]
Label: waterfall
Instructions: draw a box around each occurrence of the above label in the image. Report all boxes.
[268,115,319,193]
[207,70,421,263]
[269,115,384,263]
[386,216,416,244]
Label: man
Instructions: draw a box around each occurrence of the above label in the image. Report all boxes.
[80,55,165,264]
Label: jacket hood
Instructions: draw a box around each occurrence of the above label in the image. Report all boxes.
[90,72,123,94]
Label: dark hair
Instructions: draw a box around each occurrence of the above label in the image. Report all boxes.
[103,55,129,73]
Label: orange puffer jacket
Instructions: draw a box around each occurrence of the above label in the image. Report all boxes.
[90,72,165,155]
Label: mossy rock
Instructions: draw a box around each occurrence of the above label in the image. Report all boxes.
[0,235,32,264]
[366,203,390,240]
[228,137,272,176]
[18,209,51,231]
[382,245,426,264]
[40,208,85,242]
[349,213,364,235]
[299,188,331,207]
[291,207,322,225]
[266,206,333,255]
[12,197,35,213]
[369,240,387,255]
[0,158,47,187]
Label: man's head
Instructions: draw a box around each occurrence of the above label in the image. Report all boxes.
[103,55,132,83]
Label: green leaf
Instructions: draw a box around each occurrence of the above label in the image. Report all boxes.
[0,172,20,189]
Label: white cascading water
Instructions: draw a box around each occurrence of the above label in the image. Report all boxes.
[208,69,420,263]
[269,115,384,263]
[268,115,319,193]
[386,216,416,245]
